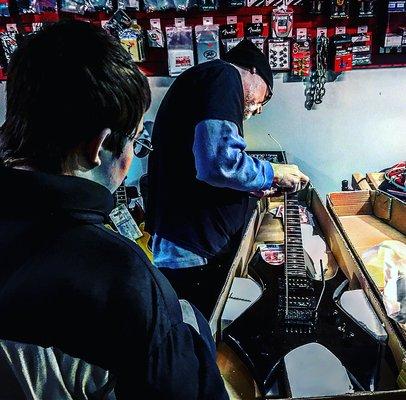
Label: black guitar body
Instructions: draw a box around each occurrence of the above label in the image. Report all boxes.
[223,247,385,398]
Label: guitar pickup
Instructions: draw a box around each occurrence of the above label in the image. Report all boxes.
[278,295,317,309]
[278,277,314,291]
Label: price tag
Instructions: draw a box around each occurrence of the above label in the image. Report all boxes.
[357,25,368,34]
[203,16,214,26]
[317,27,328,38]
[150,18,161,30]
[227,16,237,24]
[296,28,307,40]
[6,24,17,32]
[252,15,263,23]
[175,18,185,28]
[335,26,346,34]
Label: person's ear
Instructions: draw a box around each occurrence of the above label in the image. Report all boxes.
[86,128,111,168]
[250,66,257,75]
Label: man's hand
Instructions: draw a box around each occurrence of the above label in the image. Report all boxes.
[271,163,310,193]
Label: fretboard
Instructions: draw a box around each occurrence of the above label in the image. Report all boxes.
[284,192,307,278]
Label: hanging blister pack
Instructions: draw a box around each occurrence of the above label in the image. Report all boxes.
[0,0,10,16]
[308,0,325,14]
[245,22,267,53]
[60,0,86,14]
[173,0,197,11]
[17,0,57,14]
[166,25,194,76]
[357,0,375,17]
[120,22,146,62]
[37,0,58,12]
[352,29,372,66]
[199,0,218,11]
[147,19,165,48]
[268,38,291,70]
[92,0,113,12]
[105,10,132,37]
[329,0,349,18]
[195,24,220,63]
[292,29,311,77]
[118,0,140,11]
[144,0,175,11]
[272,7,294,38]
[220,22,244,52]
[331,33,353,72]
[0,31,18,69]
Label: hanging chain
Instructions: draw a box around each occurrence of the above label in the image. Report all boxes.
[305,34,329,110]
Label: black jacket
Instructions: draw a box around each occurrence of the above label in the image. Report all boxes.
[0,167,228,399]
[146,60,248,261]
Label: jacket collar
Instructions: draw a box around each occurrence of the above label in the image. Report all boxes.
[0,167,114,223]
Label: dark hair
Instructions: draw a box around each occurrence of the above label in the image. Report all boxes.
[0,20,151,173]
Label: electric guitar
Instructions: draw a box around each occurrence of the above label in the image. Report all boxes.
[222,192,386,397]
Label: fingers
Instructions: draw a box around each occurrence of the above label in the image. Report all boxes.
[271,163,310,194]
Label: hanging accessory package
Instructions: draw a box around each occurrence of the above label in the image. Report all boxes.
[272,4,294,38]
[166,20,194,76]
[199,0,218,11]
[119,21,146,63]
[0,0,10,16]
[0,30,17,69]
[292,28,311,77]
[220,17,244,53]
[147,19,165,48]
[245,17,268,53]
[195,20,220,64]
[118,0,140,11]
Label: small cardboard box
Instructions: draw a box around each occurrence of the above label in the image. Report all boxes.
[212,188,406,399]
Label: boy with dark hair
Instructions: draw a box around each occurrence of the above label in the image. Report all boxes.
[0,21,228,400]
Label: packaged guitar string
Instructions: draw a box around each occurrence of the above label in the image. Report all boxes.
[166,26,194,76]
[195,24,220,64]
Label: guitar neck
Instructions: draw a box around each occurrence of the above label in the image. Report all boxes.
[284,192,307,278]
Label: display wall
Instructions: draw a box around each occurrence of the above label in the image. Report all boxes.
[0,67,404,199]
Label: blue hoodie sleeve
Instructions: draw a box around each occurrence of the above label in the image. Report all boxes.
[193,119,274,191]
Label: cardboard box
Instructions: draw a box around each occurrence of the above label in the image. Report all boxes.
[327,190,406,343]
[213,188,406,399]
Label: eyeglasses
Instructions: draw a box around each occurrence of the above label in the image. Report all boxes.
[262,87,273,106]
[134,138,153,158]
